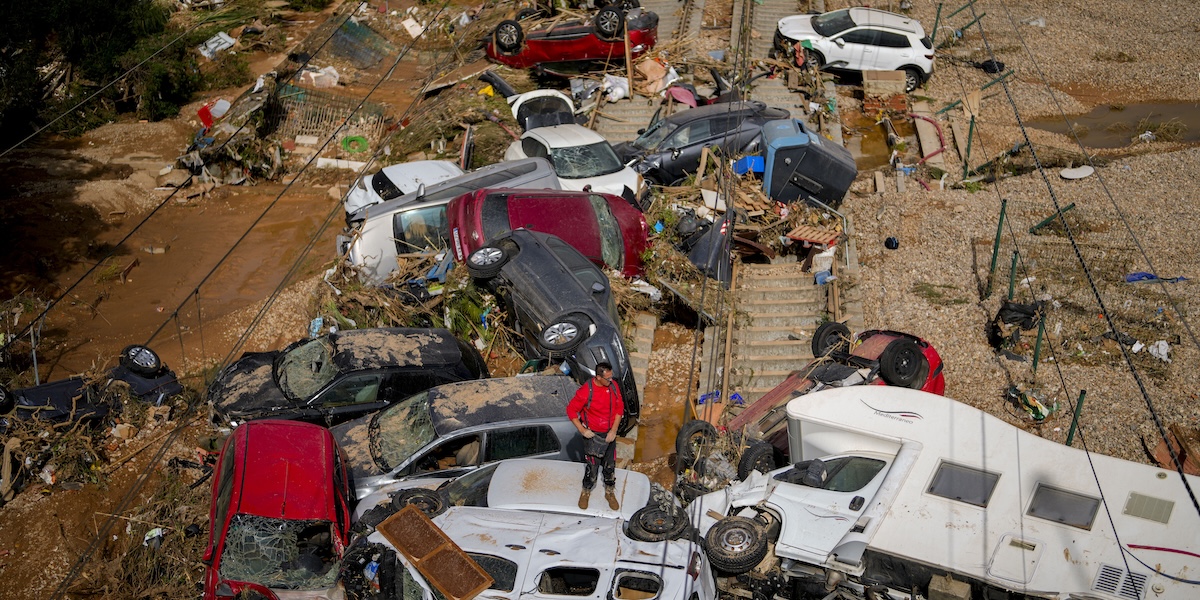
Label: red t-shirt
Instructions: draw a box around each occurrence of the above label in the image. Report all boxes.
[566,379,624,434]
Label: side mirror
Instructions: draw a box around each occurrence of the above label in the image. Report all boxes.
[670,148,681,159]
[833,38,846,48]
[591,282,605,294]
[637,128,646,135]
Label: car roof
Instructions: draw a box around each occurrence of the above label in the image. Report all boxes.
[429,375,579,435]
[354,158,558,222]
[329,328,463,372]
[663,100,769,125]
[376,160,463,190]
[525,123,606,148]
[233,420,335,521]
[485,459,651,521]
[847,7,924,35]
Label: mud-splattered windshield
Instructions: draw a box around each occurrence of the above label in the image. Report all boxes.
[219,515,339,591]
[275,338,338,400]
[548,142,624,179]
[369,392,436,471]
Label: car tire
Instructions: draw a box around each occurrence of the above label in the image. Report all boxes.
[803,48,825,70]
[466,245,509,279]
[494,20,524,55]
[736,441,777,480]
[811,321,851,357]
[902,68,922,93]
[119,344,163,377]
[594,7,625,41]
[705,516,769,575]
[0,385,12,415]
[879,338,927,388]
[538,315,589,354]
[675,419,717,474]
[390,488,447,518]
[627,504,691,542]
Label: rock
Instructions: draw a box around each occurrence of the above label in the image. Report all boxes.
[156,169,191,188]
[113,423,138,439]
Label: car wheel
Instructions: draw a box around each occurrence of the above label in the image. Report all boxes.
[0,385,12,414]
[594,6,625,41]
[538,315,588,354]
[120,344,163,377]
[675,419,716,474]
[736,441,777,480]
[627,504,691,542]
[878,338,927,388]
[466,245,509,279]
[494,20,524,55]
[705,516,769,575]
[390,488,447,518]
[811,321,851,357]
[902,68,922,93]
[803,48,825,70]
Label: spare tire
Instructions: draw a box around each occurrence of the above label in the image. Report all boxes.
[627,504,691,542]
[878,338,927,388]
[120,345,163,377]
[736,441,777,480]
[811,322,851,358]
[675,420,716,474]
[705,516,769,575]
[390,488,447,518]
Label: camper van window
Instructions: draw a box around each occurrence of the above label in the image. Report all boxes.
[823,456,886,493]
[468,553,518,592]
[927,462,1000,507]
[1026,484,1100,530]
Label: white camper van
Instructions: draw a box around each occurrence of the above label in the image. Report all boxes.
[690,386,1199,600]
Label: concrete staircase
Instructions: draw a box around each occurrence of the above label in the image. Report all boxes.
[736,0,809,114]
[617,311,658,466]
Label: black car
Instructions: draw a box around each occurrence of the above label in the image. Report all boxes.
[0,344,183,433]
[465,229,638,434]
[207,328,488,428]
[613,101,790,185]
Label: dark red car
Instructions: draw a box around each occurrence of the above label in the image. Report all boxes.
[485,7,659,70]
[676,324,944,486]
[203,420,354,600]
[447,188,649,277]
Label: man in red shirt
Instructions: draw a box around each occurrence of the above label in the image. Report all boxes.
[566,362,623,510]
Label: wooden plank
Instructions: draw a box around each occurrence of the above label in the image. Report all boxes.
[910,100,946,170]
[377,505,493,600]
[949,116,970,161]
[785,225,840,246]
[873,171,887,193]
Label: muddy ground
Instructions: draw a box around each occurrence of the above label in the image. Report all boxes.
[1,0,1198,597]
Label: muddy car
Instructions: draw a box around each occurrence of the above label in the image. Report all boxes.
[0,344,182,434]
[207,328,488,428]
[465,229,638,434]
[203,420,354,600]
[343,459,714,600]
[330,375,584,499]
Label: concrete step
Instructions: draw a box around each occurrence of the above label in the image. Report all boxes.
[739,285,825,303]
[740,274,820,289]
[742,299,825,315]
[744,311,825,328]
[736,325,815,343]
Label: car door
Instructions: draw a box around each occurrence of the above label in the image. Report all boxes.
[873,30,914,71]
[659,119,714,180]
[831,28,881,71]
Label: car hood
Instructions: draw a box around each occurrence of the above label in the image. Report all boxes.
[778,14,820,40]
[208,351,289,423]
[611,141,642,163]
[343,178,380,217]
[557,166,640,198]
[330,413,378,481]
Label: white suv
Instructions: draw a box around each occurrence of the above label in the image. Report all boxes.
[774,8,934,92]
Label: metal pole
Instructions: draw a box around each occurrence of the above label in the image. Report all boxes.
[931,3,944,51]
[1007,250,1018,300]
[962,115,975,178]
[1065,390,1087,446]
[1029,202,1076,234]
[984,198,1007,298]
[957,13,986,34]
[1031,316,1046,375]
[946,0,978,19]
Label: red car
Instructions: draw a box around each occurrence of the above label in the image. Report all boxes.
[677,324,944,484]
[485,7,659,70]
[447,188,649,277]
[203,420,354,600]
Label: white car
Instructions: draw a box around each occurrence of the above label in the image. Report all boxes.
[774,7,934,92]
[505,124,648,208]
[343,159,464,216]
[349,459,716,600]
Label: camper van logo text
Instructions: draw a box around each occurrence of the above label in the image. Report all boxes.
[861,400,923,423]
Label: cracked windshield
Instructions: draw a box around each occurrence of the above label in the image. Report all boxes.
[276,338,338,400]
[370,392,436,471]
[549,141,623,179]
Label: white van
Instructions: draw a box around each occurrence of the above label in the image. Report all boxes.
[338,158,559,284]
[343,160,464,216]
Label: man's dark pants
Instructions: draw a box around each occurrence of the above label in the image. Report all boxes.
[582,434,616,490]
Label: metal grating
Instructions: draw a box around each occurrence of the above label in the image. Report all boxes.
[268,83,388,145]
[1123,492,1175,524]
[1092,564,1147,600]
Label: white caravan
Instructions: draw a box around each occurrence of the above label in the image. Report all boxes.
[690,386,1200,600]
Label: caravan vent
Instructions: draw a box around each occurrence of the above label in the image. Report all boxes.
[1123,492,1174,524]
[1092,564,1147,600]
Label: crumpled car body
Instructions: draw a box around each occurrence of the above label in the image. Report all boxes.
[464,229,639,434]
[485,8,659,70]
[207,328,488,428]
[202,420,354,600]
[343,160,464,217]
[329,375,584,499]
[505,123,648,207]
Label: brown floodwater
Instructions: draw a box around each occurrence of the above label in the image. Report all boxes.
[1026,102,1200,148]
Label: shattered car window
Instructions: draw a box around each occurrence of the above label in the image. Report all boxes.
[588,194,624,271]
[438,462,499,507]
[548,142,624,179]
[219,515,339,590]
[631,119,677,151]
[811,9,856,37]
[276,338,338,400]
[370,392,437,471]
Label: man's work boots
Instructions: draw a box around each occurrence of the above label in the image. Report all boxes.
[604,486,619,510]
[578,487,592,510]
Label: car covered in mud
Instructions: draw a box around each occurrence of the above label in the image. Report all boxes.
[446,188,649,277]
[203,420,354,600]
[486,7,658,72]
[330,375,584,499]
[464,229,639,434]
[207,328,488,428]
[0,344,182,434]
[342,459,713,600]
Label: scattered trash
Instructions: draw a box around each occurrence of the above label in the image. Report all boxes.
[112,423,139,439]
[630,279,662,302]
[1101,331,1137,346]
[884,237,899,249]
[299,65,340,88]
[1132,341,1145,353]
[1022,16,1046,27]
[39,464,56,486]
[1125,271,1188,284]
[1147,340,1171,362]
[1059,165,1095,179]
[601,74,629,103]
[143,528,165,550]
[1137,130,1156,143]
[974,60,1005,74]
[1006,386,1056,421]
[401,17,426,38]
[198,32,236,60]
[308,316,324,338]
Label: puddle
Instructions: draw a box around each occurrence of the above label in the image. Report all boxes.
[1026,102,1200,148]
[842,110,916,170]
